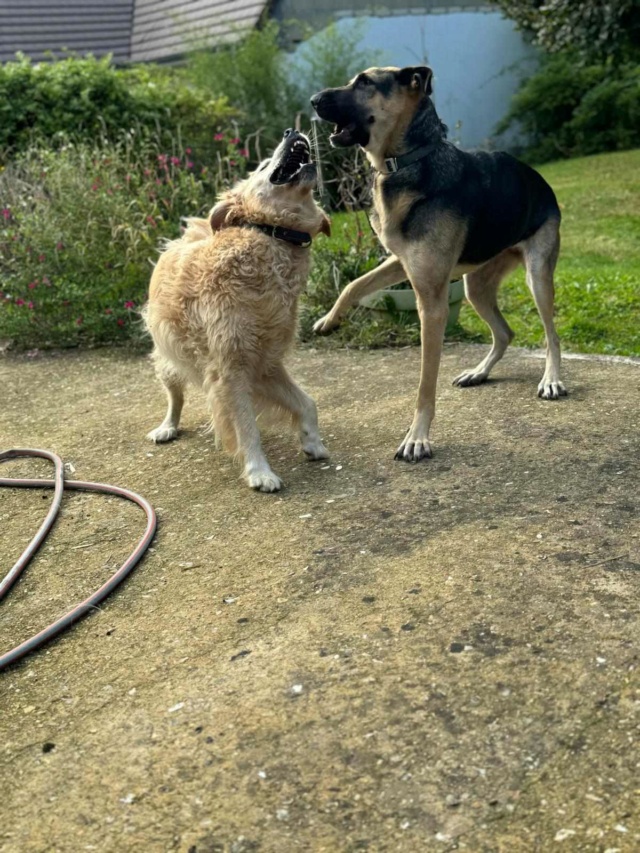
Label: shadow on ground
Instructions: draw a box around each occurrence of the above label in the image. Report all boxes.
[1,344,639,852]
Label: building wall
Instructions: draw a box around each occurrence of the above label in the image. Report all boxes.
[0,0,134,64]
[292,9,536,150]
[130,0,266,63]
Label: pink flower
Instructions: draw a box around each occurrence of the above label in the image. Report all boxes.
[124,300,135,309]
[185,147,192,154]
[214,133,224,141]
[28,281,37,290]
[38,254,45,262]
[105,308,113,315]
[157,154,168,164]
[170,156,181,166]
[117,318,125,327]
[186,160,193,169]
[144,168,152,177]
[239,148,249,157]
[91,183,99,192]
[15,297,25,306]
[43,276,51,285]
[56,241,64,250]
[1,208,10,221]
[229,159,237,166]
[230,137,241,145]
[27,301,34,309]
[146,215,157,227]
[76,316,83,325]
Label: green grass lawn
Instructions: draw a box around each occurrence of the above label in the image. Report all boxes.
[311,149,640,356]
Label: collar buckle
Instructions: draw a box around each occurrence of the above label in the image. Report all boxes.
[384,157,399,173]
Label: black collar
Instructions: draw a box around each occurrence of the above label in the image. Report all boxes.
[243,222,312,248]
[382,140,441,174]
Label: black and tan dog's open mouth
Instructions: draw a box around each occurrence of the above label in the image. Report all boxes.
[330,122,356,146]
[270,137,312,185]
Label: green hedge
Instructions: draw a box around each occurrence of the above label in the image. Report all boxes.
[499,54,640,163]
[0,54,234,160]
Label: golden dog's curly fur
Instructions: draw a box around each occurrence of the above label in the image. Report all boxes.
[143,133,331,492]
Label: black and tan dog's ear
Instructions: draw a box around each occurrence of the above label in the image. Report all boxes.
[319,213,331,238]
[209,196,234,230]
[399,66,433,96]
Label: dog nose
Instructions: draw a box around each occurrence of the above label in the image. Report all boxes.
[283,128,294,138]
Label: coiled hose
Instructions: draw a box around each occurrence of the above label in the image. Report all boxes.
[0,448,157,672]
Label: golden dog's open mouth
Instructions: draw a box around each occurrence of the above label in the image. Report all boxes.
[270,136,314,185]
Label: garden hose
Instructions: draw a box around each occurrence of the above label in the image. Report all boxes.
[0,448,157,672]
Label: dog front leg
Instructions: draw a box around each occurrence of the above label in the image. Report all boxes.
[395,282,450,462]
[313,255,406,334]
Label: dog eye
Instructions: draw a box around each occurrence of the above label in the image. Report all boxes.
[356,75,370,87]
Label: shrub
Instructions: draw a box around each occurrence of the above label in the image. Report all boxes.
[0,134,247,349]
[186,19,382,201]
[498,54,640,163]
[0,54,234,162]
[187,22,299,153]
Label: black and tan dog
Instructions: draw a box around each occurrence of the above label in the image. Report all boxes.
[311,66,566,462]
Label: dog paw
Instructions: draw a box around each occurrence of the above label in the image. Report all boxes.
[313,313,340,335]
[147,425,178,443]
[537,379,567,400]
[394,432,433,463]
[303,438,329,461]
[452,369,488,387]
[246,470,282,493]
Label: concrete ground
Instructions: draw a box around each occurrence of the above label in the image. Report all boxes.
[0,344,639,853]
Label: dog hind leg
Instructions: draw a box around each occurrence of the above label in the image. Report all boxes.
[453,249,520,387]
[208,371,282,492]
[522,218,566,399]
[147,355,185,443]
[258,365,329,460]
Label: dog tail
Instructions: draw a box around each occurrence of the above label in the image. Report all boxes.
[181,217,212,243]
[158,217,211,253]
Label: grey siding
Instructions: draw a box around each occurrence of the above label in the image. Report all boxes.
[0,0,134,63]
[130,0,267,63]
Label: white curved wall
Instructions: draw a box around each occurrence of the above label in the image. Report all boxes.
[309,11,537,149]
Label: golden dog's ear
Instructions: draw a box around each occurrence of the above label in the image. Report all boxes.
[319,213,331,238]
[209,196,234,231]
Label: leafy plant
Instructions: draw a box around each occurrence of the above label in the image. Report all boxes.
[0,134,247,349]
[492,0,640,63]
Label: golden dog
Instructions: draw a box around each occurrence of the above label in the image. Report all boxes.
[144,130,331,492]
